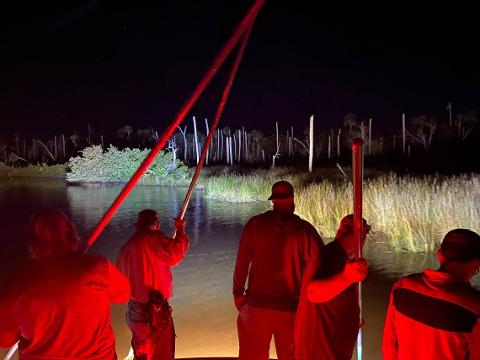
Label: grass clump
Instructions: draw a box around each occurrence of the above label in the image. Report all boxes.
[0,162,66,178]
[203,168,479,252]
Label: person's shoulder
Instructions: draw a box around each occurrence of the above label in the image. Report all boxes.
[295,215,320,234]
[393,272,424,287]
[79,253,111,274]
[245,211,272,225]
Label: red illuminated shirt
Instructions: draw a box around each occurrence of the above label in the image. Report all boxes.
[383,269,480,360]
[294,240,359,360]
[0,253,130,359]
[233,210,322,311]
[116,229,189,302]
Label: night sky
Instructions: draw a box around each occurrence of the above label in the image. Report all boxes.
[1,1,479,137]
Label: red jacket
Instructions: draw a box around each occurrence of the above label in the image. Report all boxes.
[294,240,359,360]
[117,229,189,302]
[0,253,130,359]
[233,210,322,311]
[383,269,480,360]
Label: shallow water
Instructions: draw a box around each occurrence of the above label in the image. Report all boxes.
[0,179,474,359]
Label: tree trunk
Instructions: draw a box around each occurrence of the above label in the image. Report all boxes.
[205,118,210,165]
[62,134,66,159]
[287,130,291,158]
[402,113,406,155]
[238,129,241,162]
[328,134,331,159]
[368,118,372,156]
[193,117,200,165]
[226,137,230,164]
[309,115,314,172]
[291,126,294,155]
[337,128,342,157]
[233,134,237,163]
[221,131,224,161]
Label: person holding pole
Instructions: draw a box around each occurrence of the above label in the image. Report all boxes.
[117,209,189,360]
[294,214,370,360]
[382,228,480,360]
[0,209,130,359]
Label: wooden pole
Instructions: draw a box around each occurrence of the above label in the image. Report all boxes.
[83,0,266,249]
[352,138,364,360]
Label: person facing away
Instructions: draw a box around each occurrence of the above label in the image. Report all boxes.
[294,214,370,360]
[116,209,189,360]
[233,180,323,360]
[383,228,480,360]
[0,209,131,359]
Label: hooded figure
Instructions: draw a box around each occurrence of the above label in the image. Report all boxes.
[0,209,130,359]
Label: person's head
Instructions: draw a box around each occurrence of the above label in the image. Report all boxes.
[437,228,480,281]
[269,181,295,214]
[28,209,80,258]
[135,209,160,231]
[335,214,370,258]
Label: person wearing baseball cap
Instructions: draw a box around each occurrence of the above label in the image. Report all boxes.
[233,180,322,360]
[383,228,480,360]
[117,209,189,360]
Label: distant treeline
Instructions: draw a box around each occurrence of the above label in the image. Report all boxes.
[1,110,479,173]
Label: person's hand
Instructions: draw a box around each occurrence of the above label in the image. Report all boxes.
[344,258,368,283]
[234,295,246,310]
[174,218,186,231]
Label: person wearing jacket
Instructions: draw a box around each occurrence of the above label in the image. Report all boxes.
[117,209,189,360]
[382,228,480,360]
[294,214,370,360]
[233,180,322,360]
[0,209,130,360]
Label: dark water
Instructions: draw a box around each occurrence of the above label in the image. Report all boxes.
[0,179,473,359]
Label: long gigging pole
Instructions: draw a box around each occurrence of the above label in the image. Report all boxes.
[2,342,18,360]
[123,18,258,360]
[177,28,254,224]
[4,2,266,360]
[84,0,266,250]
[352,138,364,360]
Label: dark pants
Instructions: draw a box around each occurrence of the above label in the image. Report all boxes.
[126,299,175,360]
[237,304,296,360]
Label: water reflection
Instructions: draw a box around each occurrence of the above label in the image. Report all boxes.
[0,179,477,359]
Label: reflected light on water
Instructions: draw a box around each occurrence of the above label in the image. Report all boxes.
[2,179,477,360]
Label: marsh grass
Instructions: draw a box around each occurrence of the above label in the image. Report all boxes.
[0,163,66,178]
[204,170,480,252]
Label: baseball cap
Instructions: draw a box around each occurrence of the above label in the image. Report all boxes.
[136,209,159,228]
[440,229,480,262]
[268,181,294,200]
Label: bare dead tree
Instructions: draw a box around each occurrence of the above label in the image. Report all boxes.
[407,115,437,150]
[177,125,188,163]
